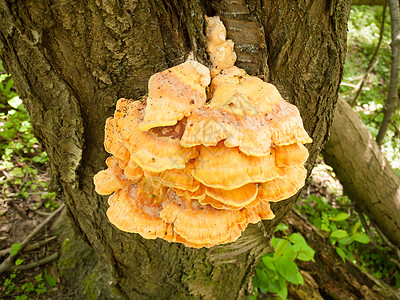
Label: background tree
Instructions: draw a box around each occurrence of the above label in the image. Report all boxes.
[0,0,351,298]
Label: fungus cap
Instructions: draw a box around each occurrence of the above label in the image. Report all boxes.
[268,99,313,146]
[93,157,131,195]
[104,117,130,168]
[208,75,281,115]
[114,98,199,172]
[138,60,211,131]
[199,195,259,211]
[192,143,285,190]
[243,201,275,224]
[204,183,258,208]
[206,16,237,77]
[143,160,200,192]
[259,165,307,202]
[124,160,144,181]
[275,143,309,167]
[160,190,246,245]
[106,187,173,240]
[174,185,206,201]
[181,108,273,156]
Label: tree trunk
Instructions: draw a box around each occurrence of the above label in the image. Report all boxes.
[323,97,400,247]
[0,1,351,298]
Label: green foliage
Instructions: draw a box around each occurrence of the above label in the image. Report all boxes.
[341,6,400,167]
[251,226,314,299]
[297,194,400,287]
[3,268,57,298]
[0,62,57,209]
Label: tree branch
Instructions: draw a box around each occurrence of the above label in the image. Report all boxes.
[376,0,400,145]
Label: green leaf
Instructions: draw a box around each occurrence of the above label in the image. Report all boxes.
[262,256,276,271]
[267,278,282,294]
[259,286,267,294]
[289,233,315,261]
[272,238,289,260]
[8,96,23,110]
[336,247,346,262]
[330,212,349,222]
[10,243,21,256]
[281,245,299,261]
[296,271,304,285]
[35,273,43,282]
[5,78,14,94]
[330,230,348,239]
[277,277,288,299]
[337,237,354,245]
[351,232,371,244]
[15,258,23,266]
[0,73,10,83]
[252,275,259,288]
[374,271,382,279]
[275,223,289,232]
[289,233,306,246]
[352,221,361,234]
[255,269,269,288]
[32,156,43,163]
[275,257,301,284]
[21,282,35,293]
[44,269,57,288]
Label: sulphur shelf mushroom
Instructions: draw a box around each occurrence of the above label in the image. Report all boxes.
[93,16,312,248]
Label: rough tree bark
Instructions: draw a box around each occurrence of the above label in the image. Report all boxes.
[324,97,400,247]
[0,1,351,298]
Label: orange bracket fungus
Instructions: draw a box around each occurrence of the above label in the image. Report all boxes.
[94,16,312,248]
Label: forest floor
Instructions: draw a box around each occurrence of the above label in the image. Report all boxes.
[0,148,76,299]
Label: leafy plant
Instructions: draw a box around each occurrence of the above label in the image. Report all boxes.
[3,268,57,298]
[0,62,52,208]
[251,227,315,299]
[297,194,400,288]
[341,6,400,168]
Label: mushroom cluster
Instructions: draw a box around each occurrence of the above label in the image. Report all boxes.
[94,16,312,248]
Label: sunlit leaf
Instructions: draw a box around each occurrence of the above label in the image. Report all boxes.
[10,243,21,256]
[330,230,348,239]
[351,232,371,244]
[330,212,349,222]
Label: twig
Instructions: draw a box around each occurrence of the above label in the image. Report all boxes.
[0,236,57,257]
[11,252,59,271]
[31,209,52,217]
[376,0,400,145]
[355,206,377,247]
[351,1,388,107]
[0,204,65,275]
[7,191,51,197]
